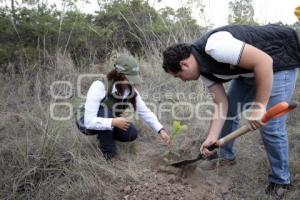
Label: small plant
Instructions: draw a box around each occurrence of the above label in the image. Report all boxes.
[171,120,188,138]
[162,120,188,162]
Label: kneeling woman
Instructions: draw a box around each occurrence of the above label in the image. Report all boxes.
[79,55,171,159]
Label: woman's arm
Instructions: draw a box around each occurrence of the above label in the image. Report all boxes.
[135,90,164,132]
[135,90,171,145]
[84,80,114,130]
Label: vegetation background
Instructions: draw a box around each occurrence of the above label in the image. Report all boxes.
[0,0,300,199]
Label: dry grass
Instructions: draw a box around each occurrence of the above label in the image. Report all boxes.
[0,53,136,200]
[1,52,300,200]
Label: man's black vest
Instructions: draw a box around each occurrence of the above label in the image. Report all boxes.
[191,24,300,82]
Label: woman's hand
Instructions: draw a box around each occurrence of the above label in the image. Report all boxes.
[159,129,171,146]
[112,117,131,131]
[200,136,218,158]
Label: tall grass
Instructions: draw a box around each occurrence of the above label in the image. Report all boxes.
[0,38,212,199]
[1,5,300,199]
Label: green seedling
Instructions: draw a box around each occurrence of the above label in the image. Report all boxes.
[162,120,188,162]
[171,120,188,138]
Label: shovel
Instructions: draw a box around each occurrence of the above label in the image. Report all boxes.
[170,101,299,167]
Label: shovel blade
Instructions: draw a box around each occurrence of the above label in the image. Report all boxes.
[170,154,203,167]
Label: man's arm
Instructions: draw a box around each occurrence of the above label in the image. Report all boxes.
[205,32,273,109]
[239,44,273,106]
[200,83,228,156]
[238,44,273,130]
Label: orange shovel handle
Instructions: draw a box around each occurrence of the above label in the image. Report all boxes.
[261,101,299,123]
[217,101,298,146]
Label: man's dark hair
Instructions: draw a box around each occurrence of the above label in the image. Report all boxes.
[162,43,192,74]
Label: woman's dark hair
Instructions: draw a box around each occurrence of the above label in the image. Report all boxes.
[107,69,137,110]
[162,43,192,74]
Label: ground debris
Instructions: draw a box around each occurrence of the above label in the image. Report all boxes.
[122,171,192,200]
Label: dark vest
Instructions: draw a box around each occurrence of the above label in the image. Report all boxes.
[101,82,133,117]
[192,24,300,82]
[75,81,134,135]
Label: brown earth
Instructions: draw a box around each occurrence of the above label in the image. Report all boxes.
[110,116,300,200]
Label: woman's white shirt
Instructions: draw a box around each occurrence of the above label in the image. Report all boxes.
[84,80,163,132]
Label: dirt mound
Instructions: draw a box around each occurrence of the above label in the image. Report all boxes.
[119,157,235,200]
[121,169,192,200]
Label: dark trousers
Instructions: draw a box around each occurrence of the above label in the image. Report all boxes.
[85,106,138,159]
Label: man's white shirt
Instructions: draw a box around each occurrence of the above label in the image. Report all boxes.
[199,31,254,87]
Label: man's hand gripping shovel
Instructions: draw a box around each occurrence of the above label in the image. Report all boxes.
[170,101,299,168]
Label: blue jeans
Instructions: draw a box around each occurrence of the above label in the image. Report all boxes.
[219,69,298,184]
[79,106,138,159]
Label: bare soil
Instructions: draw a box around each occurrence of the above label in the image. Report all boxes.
[113,121,300,200]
